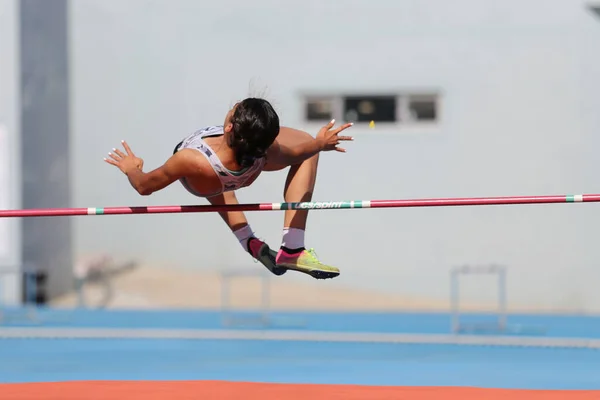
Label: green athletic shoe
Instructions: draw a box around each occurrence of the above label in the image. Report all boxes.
[247,237,287,276]
[275,248,340,279]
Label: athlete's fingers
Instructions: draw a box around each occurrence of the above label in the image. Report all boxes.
[337,135,353,141]
[335,147,346,153]
[103,157,118,166]
[107,152,121,162]
[113,148,126,158]
[324,119,336,130]
[121,140,134,155]
[333,122,353,133]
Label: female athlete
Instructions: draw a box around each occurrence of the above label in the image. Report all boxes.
[104,97,353,279]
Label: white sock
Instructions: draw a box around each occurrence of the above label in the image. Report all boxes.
[233,225,254,251]
[281,227,305,250]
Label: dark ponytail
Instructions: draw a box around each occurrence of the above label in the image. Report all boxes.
[228,98,280,168]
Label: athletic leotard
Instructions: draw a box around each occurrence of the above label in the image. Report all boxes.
[173,125,265,197]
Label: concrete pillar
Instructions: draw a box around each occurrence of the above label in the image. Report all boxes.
[19,0,72,302]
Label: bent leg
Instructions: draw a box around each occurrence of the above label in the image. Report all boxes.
[264,128,340,279]
[264,127,319,231]
[206,191,286,276]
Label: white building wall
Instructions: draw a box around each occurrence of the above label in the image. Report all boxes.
[0,0,21,304]
[69,0,600,312]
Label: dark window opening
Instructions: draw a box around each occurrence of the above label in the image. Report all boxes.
[409,96,437,121]
[343,95,396,123]
[305,99,334,121]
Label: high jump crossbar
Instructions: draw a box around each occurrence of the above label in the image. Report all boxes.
[0,193,598,218]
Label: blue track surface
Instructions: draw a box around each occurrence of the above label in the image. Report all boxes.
[1,308,600,389]
[4,308,600,337]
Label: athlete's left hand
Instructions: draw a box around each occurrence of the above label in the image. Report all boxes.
[316,119,354,153]
[104,140,144,175]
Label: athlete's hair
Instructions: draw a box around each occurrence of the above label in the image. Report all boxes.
[228,97,280,168]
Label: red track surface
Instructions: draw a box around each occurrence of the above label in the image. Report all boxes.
[1,381,598,400]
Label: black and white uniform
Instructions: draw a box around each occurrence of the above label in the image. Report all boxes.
[173,125,265,197]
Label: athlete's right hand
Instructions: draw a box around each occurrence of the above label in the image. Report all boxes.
[104,140,144,175]
[316,119,354,152]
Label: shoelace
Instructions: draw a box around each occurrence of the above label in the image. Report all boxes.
[306,248,323,264]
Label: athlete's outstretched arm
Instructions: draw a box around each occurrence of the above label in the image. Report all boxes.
[266,120,353,166]
[206,190,249,232]
[104,141,199,196]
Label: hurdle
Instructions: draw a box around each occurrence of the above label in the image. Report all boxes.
[219,267,307,329]
[450,265,507,334]
[450,265,547,335]
[220,268,272,328]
